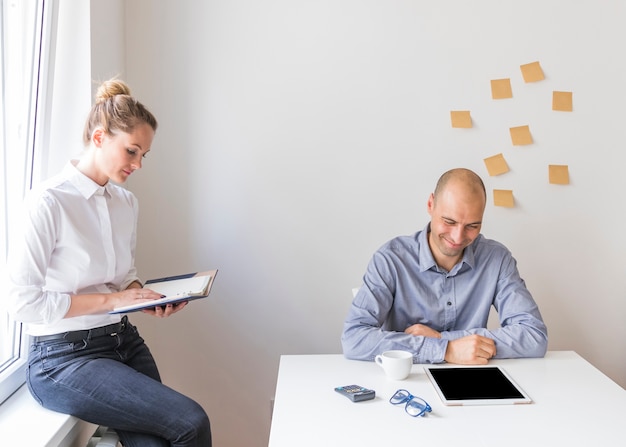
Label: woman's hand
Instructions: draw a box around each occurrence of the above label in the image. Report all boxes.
[111,287,163,309]
[141,301,188,318]
[117,285,189,317]
[68,286,168,317]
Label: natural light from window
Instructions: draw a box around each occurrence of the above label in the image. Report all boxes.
[0,0,45,404]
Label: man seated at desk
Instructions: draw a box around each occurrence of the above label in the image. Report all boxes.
[341,168,548,365]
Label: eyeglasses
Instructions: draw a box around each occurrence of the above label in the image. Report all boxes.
[389,389,432,417]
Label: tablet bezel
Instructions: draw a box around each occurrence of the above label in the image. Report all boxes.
[423,365,533,406]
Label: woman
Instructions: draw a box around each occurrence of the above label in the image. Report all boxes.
[7,79,212,446]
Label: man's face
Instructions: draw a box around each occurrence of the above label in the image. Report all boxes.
[426,181,485,269]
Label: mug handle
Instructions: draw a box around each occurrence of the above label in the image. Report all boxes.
[375,355,383,367]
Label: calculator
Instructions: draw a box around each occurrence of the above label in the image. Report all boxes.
[334,385,376,402]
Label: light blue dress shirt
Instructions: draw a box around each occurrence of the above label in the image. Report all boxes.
[341,225,548,363]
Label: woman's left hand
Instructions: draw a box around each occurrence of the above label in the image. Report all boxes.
[142,301,188,318]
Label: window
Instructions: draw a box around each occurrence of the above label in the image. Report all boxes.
[0,0,55,404]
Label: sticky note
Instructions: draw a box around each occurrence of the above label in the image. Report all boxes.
[483,153,509,176]
[549,165,569,184]
[509,125,533,146]
[520,61,545,83]
[491,78,513,99]
[552,91,573,111]
[493,190,514,207]
[450,110,472,128]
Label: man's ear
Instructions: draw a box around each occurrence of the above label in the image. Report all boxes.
[427,193,435,216]
[92,128,105,147]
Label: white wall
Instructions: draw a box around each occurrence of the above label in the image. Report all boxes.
[80,1,625,446]
[46,0,125,181]
[44,0,91,181]
[89,1,125,88]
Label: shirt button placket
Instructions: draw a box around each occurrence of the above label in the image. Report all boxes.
[95,188,115,279]
[443,275,455,332]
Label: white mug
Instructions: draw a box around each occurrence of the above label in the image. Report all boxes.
[375,350,413,380]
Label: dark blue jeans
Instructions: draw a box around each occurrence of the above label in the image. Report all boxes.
[27,318,211,447]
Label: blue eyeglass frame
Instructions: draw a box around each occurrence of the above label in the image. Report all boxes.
[389,389,432,417]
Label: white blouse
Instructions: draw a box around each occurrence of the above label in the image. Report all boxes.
[7,161,141,335]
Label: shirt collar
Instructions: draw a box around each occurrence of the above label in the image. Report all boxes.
[64,160,111,199]
[417,223,479,273]
[417,224,437,272]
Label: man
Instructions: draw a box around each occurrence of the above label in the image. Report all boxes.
[341,168,548,364]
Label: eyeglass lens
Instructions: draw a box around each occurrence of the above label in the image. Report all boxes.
[390,390,411,404]
[405,398,430,417]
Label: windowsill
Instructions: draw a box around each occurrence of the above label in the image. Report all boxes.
[0,385,97,447]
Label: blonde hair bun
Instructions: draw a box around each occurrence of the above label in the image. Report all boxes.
[83,78,157,145]
[95,79,132,104]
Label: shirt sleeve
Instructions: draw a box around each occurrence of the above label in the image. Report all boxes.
[341,252,449,364]
[440,253,548,358]
[6,192,71,324]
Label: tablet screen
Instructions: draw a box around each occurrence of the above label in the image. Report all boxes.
[424,366,532,405]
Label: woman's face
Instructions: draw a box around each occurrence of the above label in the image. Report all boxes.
[94,123,155,185]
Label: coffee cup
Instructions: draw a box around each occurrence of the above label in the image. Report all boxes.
[375,350,413,380]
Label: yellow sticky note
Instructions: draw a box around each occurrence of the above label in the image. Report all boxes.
[552,91,573,111]
[549,165,569,184]
[491,78,512,99]
[520,61,545,83]
[493,190,515,207]
[483,153,509,176]
[509,125,533,146]
[450,110,472,128]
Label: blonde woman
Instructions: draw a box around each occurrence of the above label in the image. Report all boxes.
[7,79,211,446]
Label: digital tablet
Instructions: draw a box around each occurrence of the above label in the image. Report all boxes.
[423,366,533,406]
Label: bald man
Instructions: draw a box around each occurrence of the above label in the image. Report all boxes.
[342,168,548,365]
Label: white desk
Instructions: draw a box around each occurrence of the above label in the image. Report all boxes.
[268,351,625,447]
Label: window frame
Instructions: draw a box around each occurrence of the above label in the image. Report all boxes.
[0,0,58,405]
